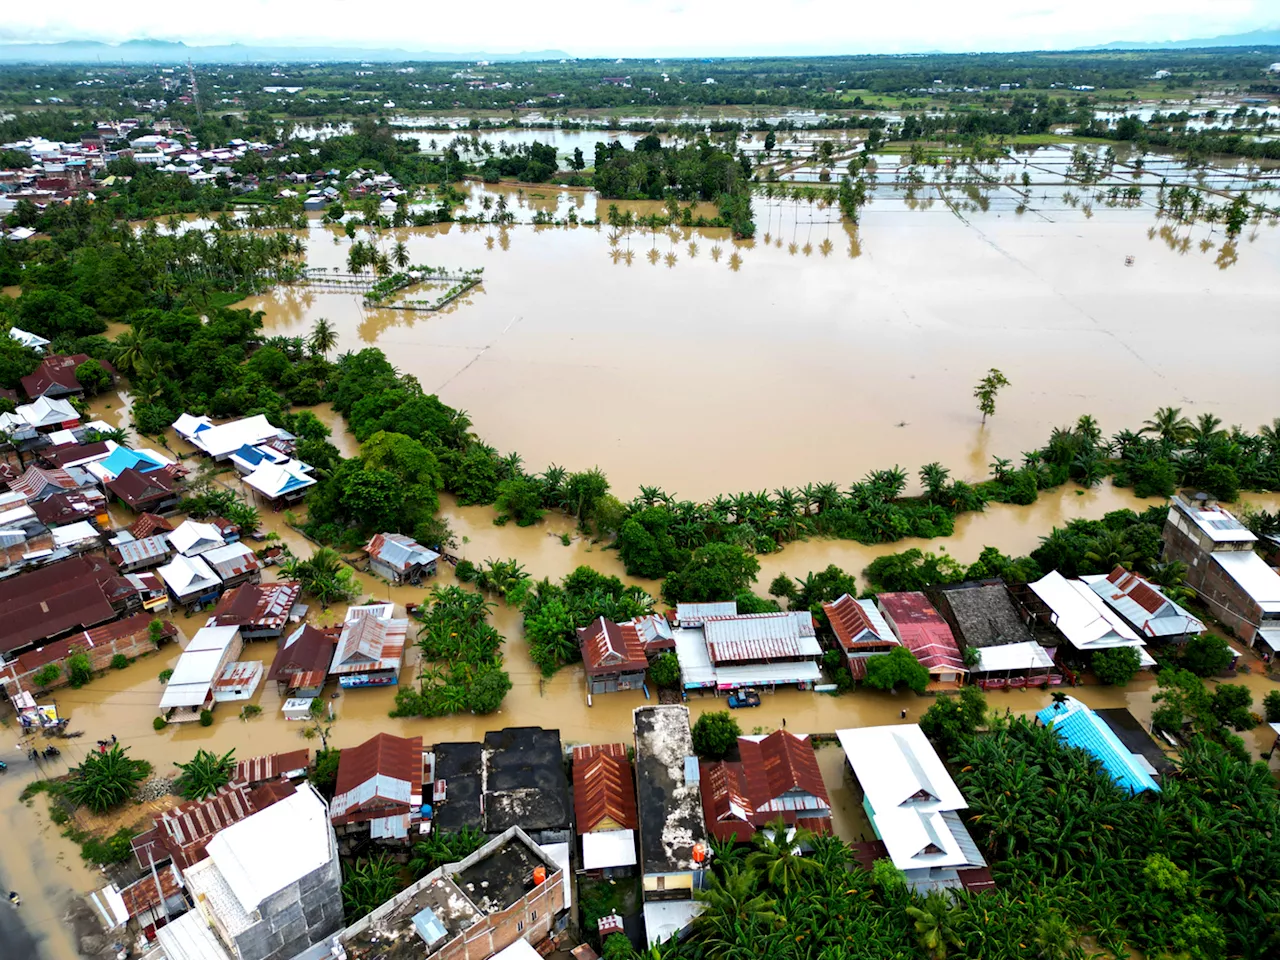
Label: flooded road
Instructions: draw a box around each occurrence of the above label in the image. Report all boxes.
[241,170,1280,501]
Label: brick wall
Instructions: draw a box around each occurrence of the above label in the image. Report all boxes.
[1163,519,1262,642]
[434,870,564,960]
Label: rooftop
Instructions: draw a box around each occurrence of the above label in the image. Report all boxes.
[1028,571,1154,655]
[931,580,1033,649]
[824,594,896,651]
[208,581,301,631]
[633,706,704,876]
[572,743,638,834]
[1082,568,1205,638]
[482,726,571,834]
[577,616,648,675]
[1170,495,1256,544]
[1037,697,1161,794]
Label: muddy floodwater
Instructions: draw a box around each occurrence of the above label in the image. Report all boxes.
[241,162,1280,500]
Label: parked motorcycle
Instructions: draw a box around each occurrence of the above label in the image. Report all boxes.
[42,745,60,759]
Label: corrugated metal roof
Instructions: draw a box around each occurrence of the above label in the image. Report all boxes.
[115,534,171,566]
[573,743,638,833]
[1036,697,1161,794]
[234,749,310,785]
[365,532,439,571]
[203,542,260,581]
[330,614,407,675]
[1082,569,1205,638]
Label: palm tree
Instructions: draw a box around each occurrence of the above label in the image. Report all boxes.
[919,462,951,501]
[745,818,820,894]
[308,318,338,358]
[1142,406,1193,446]
[693,864,780,958]
[1083,529,1138,572]
[905,891,963,960]
[392,240,410,270]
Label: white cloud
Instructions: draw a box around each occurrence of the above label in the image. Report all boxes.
[0,0,1271,55]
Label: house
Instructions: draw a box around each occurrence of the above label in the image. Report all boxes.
[203,542,262,590]
[229,443,290,475]
[0,613,179,694]
[329,603,408,688]
[1025,571,1155,668]
[633,706,707,945]
[1161,495,1280,653]
[132,780,291,873]
[42,440,115,470]
[242,459,315,508]
[699,729,832,843]
[156,553,222,610]
[431,728,573,844]
[875,593,968,683]
[207,582,302,639]
[180,414,291,461]
[88,445,170,483]
[106,467,180,515]
[573,744,638,878]
[109,535,174,573]
[155,784,343,960]
[32,488,110,529]
[0,555,124,656]
[929,580,1034,651]
[9,464,92,501]
[336,826,568,960]
[212,659,265,703]
[577,616,649,696]
[267,623,336,698]
[20,353,102,398]
[9,327,50,353]
[52,519,102,554]
[672,605,822,692]
[234,750,310,787]
[15,396,80,431]
[331,733,424,846]
[88,863,186,942]
[1037,696,1161,794]
[364,532,440,584]
[130,512,174,539]
[969,641,1058,688]
[168,519,226,557]
[836,724,992,893]
[823,593,900,679]
[1082,566,1205,642]
[158,624,243,721]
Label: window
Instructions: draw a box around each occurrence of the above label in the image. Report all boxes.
[531,911,537,921]
[517,921,524,933]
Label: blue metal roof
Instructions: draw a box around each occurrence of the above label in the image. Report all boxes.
[99,446,163,477]
[232,444,266,465]
[1036,698,1161,794]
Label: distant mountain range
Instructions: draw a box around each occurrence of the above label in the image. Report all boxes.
[1081,27,1280,50]
[0,38,569,64]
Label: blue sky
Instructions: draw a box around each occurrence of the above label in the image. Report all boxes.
[0,0,1274,55]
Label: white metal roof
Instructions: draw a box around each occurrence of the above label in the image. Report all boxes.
[710,661,823,688]
[52,520,97,548]
[972,641,1055,673]
[157,553,221,597]
[155,907,228,960]
[492,939,542,960]
[161,629,238,708]
[17,396,77,428]
[872,805,974,871]
[243,459,316,498]
[581,830,638,871]
[539,841,572,908]
[643,900,704,947]
[1081,572,1205,638]
[835,724,965,814]
[169,520,226,557]
[172,412,214,441]
[205,784,333,914]
[1172,497,1256,543]
[1029,571,1145,650]
[1210,551,1280,613]
[186,624,241,652]
[189,414,283,458]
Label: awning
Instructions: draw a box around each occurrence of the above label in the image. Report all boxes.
[1257,628,1280,652]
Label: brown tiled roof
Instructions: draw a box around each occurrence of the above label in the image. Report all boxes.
[332,733,422,824]
[576,616,648,676]
[234,749,310,786]
[572,743,638,834]
[21,354,90,398]
[130,513,174,538]
[107,467,174,509]
[209,582,301,631]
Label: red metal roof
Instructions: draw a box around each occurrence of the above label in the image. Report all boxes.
[572,743,638,834]
[877,592,966,673]
[118,864,182,919]
[234,749,310,786]
[699,730,832,842]
[130,513,174,538]
[153,782,258,869]
[10,465,80,500]
[332,733,423,824]
[576,616,648,676]
[20,354,91,398]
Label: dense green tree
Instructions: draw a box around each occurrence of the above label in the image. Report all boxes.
[662,543,761,605]
[1092,647,1142,686]
[692,710,741,759]
[65,746,149,813]
[1181,633,1233,678]
[864,646,930,694]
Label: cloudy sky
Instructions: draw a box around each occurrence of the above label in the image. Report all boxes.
[0,0,1274,55]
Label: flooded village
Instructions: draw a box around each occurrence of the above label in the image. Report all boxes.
[2,42,1280,960]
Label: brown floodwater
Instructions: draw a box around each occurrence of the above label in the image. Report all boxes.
[238,168,1280,501]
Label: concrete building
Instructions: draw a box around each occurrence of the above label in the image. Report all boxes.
[337,826,568,960]
[1161,495,1280,653]
[633,705,706,945]
[155,784,343,960]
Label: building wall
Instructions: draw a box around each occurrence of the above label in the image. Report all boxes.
[9,626,180,694]
[369,557,402,583]
[643,870,694,900]
[588,670,646,695]
[1163,517,1263,641]
[230,853,344,960]
[434,872,564,960]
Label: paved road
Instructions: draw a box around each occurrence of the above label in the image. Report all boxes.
[0,864,47,959]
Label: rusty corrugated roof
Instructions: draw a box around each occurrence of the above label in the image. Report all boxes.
[234,749,310,785]
[572,743,637,833]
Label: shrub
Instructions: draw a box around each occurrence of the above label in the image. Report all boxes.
[239,704,262,721]
[66,651,93,688]
[65,745,149,813]
[110,654,129,670]
[648,652,680,688]
[864,646,930,694]
[175,748,236,799]
[1263,690,1280,724]
[198,709,213,727]
[1181,633,1233,678]
[158,668,173,683]
[603,934,633,960]
[32,664,61,687]
[149,619,166,643]
[153,716,167,731]
[1093,647,1142,686]
[691,710,741,759]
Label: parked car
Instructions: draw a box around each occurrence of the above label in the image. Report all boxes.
[727,688,761,708]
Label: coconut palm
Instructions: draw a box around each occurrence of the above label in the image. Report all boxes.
[745,818,820,894]
[694,864,780,958]
[392,240,410,269]
[307,318,338,358]
[905,891,964,960]
[1142,406,1193,446]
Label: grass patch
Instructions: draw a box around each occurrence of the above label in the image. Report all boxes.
[579,875,642,946]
